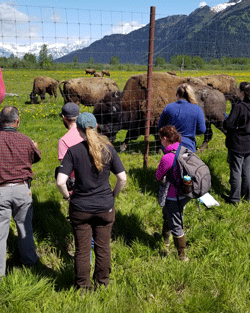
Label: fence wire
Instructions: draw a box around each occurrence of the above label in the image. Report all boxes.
[0,3,246,186]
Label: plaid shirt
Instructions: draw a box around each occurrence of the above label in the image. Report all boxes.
[0,128,41,184]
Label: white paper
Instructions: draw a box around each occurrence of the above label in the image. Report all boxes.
[198,192,220,208]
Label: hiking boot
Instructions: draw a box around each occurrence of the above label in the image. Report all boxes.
[173,235,189,262]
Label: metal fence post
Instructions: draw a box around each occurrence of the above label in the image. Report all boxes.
[143,6,155,168]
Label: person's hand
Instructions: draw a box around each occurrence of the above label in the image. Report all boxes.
[32,140,38,149]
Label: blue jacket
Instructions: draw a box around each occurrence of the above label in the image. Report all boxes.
[158,100,206,152]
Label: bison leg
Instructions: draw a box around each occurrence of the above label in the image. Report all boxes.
[120,128,141,152]
[211,119,226,135]
[53,88,57,102]
[48,94,53,102]
[40,93,46,104]
[120,126,161,153]
[153,132,162,154]
[199,121,212,151]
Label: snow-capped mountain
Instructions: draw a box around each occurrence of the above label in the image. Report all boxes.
[0,0,245,62]
[211,0,242,13]
[0,40,89,59]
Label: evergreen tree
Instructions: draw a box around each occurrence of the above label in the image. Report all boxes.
[155,56,166,68]
[73,55,79,68]
[22,53,37,68]
[88,57,94,65]
[191,56,204,69]
[110,56,120,65]
[73,55,78,64]
[38,44,54,68]
[23,53,37,64]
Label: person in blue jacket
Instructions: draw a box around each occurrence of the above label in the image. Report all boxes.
[158,83,206,152]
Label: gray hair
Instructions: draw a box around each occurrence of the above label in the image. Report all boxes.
[0,106,19,127]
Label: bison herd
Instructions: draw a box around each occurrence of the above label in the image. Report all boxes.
[28,72,241,152]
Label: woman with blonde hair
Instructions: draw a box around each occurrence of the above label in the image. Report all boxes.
[158,83,206,152]
[57,112,126,291]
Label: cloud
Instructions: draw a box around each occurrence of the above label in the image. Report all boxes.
[0,2,30,22]
[0,3,39,41]
[50,13,61,23]
[109,20,145,35]
[199,1,207,7]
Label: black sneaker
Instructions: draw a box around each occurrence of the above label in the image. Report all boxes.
[222,195,239,205]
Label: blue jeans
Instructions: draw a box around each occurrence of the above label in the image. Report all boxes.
[228,150,250,203]
[0,183,37,276]
[163,197,190,237]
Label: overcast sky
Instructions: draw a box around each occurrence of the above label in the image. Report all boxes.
[0,0,228,46]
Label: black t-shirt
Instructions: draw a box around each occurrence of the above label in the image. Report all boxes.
[58,141,125,213]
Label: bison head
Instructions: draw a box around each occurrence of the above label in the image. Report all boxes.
[30,92,38,104]
[93,91,122,142]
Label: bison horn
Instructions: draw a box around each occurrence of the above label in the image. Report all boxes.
[114,90,120,98]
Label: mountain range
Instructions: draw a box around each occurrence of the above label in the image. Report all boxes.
[55,0,250,64]
[0,40,88,60]
[0,0,249,64]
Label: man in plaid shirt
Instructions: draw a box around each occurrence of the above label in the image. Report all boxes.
[0,106,41,278]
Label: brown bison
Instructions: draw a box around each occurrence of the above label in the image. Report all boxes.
[94,73,227,152]
[167,71,177,76]
[102,70,111,77]
[197,74,238,101]
[94,72,104,77]
[59,77,120,106]
[30,76,58,104]
[85,68,96,75]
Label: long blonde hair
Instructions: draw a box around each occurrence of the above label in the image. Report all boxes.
[176,83,197,104]
[85,127,112,172]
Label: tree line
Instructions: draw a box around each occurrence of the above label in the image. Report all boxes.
[1,44,250,71]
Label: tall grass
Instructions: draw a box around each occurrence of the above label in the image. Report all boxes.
[1,69,250,312]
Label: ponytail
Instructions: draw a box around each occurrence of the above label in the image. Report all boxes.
[176,83,197,104]
[85,127,112,172]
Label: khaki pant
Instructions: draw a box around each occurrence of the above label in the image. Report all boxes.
[0,183,37,276]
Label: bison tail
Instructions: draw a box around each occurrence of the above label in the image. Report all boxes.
[59,80,67,103]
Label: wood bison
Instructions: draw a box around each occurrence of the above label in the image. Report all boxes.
[93,73,227,152]
[94,72,104,77]
[29,76,58,104]
[167,71,177,76]
[59,77,120,106]
[102,70,111,77]
[85,68,96,75]
[197,74,238,101]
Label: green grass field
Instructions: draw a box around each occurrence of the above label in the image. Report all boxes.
[1,68,250,312]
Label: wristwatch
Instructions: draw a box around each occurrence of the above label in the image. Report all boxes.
[63,196,70,201]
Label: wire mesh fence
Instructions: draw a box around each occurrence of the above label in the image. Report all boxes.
[0,3,248,186]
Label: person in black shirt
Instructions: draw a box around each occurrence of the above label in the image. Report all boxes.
[57,112,126,290]
[223,82,250,204]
